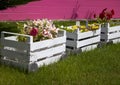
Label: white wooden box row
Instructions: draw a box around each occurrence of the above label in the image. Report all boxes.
[66,25,101,52]
[101,23,120,43]
[0,30,66,72]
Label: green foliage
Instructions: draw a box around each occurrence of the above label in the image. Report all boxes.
[54,20,86,27]
[0,0,34,10]
[0,22,19,37]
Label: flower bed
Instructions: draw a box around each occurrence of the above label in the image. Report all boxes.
[60,21,101,53]
[0,30,66,72]
[0,19,66,72]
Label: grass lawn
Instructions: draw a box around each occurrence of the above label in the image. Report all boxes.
[0,43,120,85]
[0,20,120,85]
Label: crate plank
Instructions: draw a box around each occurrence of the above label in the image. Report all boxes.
[1,38,30,51]
[30,44,65,62]
[36,54,62,67]
[77,36,100,48]
[31,36,66,51]
[1,49,29,62]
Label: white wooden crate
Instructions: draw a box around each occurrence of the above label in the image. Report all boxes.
[0,30,66,72]
[101,23,120,43]
[66,27,101,52]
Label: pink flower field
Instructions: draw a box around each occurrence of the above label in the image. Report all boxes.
[0,0,120,20]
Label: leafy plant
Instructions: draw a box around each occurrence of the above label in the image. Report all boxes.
[94,8,115,24]
[17,19,59,42]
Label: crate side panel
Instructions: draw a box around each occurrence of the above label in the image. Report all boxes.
[31,36,66,51]
[77,36,100,48]
[1,49,29,62]
[1,58,28,70]
[36,54,62,67]
[1,39,29,51]
[30,44,65,62]
[78,29,100,40]
[108,26,120,33]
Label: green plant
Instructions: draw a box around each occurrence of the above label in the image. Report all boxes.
[94,8,115,24]
[17,19,59,42]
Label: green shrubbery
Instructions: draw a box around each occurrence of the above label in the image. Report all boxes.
[0,22,19,37]
[0,0,33,10]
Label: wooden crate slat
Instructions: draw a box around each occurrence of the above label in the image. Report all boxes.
[31,36,66,51]
[108,26,120,33]
[66,32,77,39]
[112,39,120,43]
[108,32,120,40]
[1,49,29,62]
[78,29,100,40]
[81,44,98,51]
[36,54,62,67]
[77,36,100,48]
[1,58,28,70]
[30,44,65,62]
[1,38,29,51]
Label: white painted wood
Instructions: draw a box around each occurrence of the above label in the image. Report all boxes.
[66,40,76,47]
[78,29,100,40]
[1,38,30,51]
[108,26,120,32]
[1,49,29,62]
[0,58,28,70]
[101,23,120,43]
[36,54,62,67]
[66,26,100,52]
[66,32,77,39]
[108,32,120,40]
[0,30,66,72]
[77,36,100,48]
[31,36,66,51]
[81,44,98,52]
[30,44,65,62]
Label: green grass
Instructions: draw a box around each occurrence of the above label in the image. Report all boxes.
[0,43,120,85]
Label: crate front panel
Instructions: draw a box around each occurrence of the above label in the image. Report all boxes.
[31,36,66,51]
[77,29,100,40]
[0,59,28,70]
[36,54,62,67]
[1,35,65,62]
[30,44,65,62]
[108,26,120,40]
[77,36,100,48]
[66,29,100,40]
[2,36,30,51]
[66,29,100,51]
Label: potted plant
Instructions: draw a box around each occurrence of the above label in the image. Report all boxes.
[59,21,101,53]
[94,8,120,43]
[0,19,66,72]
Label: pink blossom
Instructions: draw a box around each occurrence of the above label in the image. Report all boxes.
[43,29,49,35]
[30,28,38,36]
[42,29,53,38]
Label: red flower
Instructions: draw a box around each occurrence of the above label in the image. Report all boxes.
[102,8,107,13]
[111,9,115,15]
[30,28,38,36]
[106,12,112,20]
[94,14,96,18]
[99,12,105,19]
